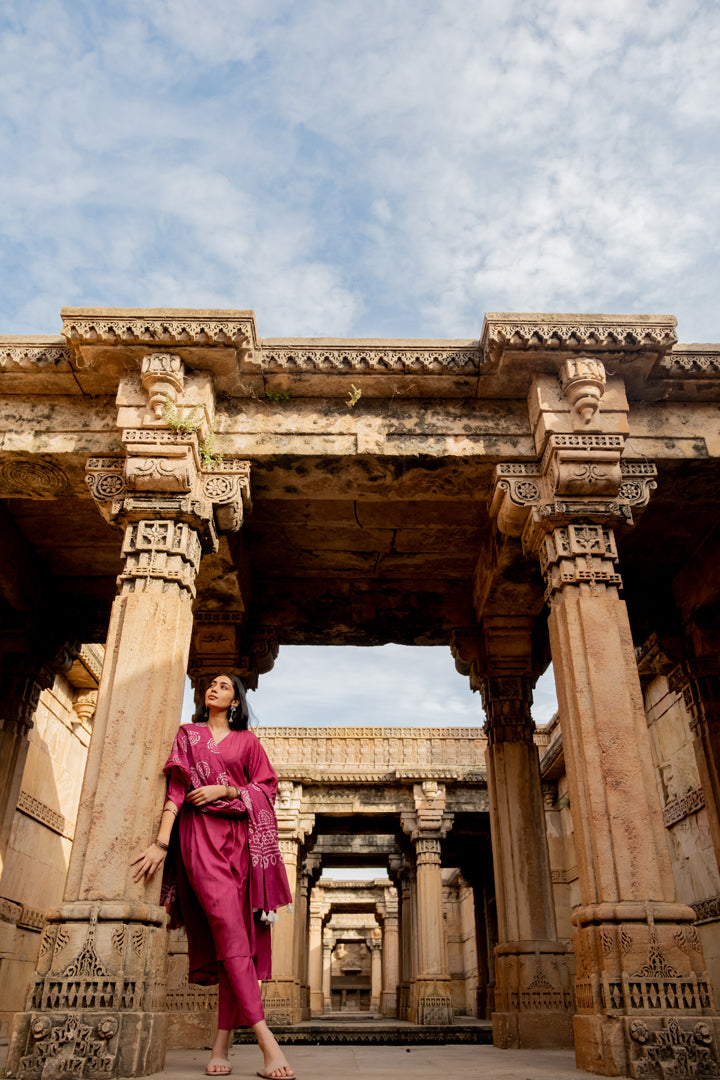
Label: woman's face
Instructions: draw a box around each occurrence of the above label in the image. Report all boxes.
[205,675,238,714]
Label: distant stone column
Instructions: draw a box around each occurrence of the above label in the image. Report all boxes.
[480,660,573,1049]
[295,853,320,1020]
[322,929,333,1011]
[308,895,330,1016]
[369,929,383,1012]
[380,907,399,1017]
[402,789,454,1025]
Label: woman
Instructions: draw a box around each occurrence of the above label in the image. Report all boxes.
[132,674,296,1080]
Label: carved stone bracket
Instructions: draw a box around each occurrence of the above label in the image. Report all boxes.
[86,451,251,542]
[200,459,252,532]
[491,435,657,554]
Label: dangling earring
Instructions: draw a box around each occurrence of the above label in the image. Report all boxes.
[202,705,209,722]
[228,703,238,724]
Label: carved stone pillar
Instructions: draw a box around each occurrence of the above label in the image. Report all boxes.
[402,791,454,1025]
[369,929,383,1013]
[322,929,332,1012]
[6,516,203,1079]
[390,857,414,1021]
[491,362,720,1077]
[294,853,319,1021]
[6,354,251,1080]
[480,666,573,1049]
[308,896,330,1017]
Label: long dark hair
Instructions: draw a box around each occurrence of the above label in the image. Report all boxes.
[192,673,249,731]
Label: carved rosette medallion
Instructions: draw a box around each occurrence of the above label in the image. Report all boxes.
[200,458,252,532]
[0,457,71,499]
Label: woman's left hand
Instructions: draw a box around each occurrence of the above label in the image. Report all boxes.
[187,784,229,808]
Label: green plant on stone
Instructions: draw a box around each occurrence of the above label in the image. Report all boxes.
[162,397,203,433]
[199,428,223,470]
[346,384,362,408]
[266,388,292,403]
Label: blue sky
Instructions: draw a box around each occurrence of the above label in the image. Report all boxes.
[4,0,718,726]
[1,0,718,340]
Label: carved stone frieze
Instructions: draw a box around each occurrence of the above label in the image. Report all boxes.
[692,897,720,924]
[659,346,720,378]
[61,309,257,360]
[17,790,74,840]
[663,787,706,828]
[572,905,716,1026]
[0,342,70,370]
[261,343,479,375]
[7,901,170,1079]
[480,312,677,363]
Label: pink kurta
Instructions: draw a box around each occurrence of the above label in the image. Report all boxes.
[162,724,291,1029]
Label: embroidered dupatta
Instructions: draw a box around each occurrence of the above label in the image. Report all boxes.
[161,724,292,928]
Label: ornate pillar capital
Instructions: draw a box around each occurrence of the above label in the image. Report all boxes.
[86,359,252,549]
[479,674,534,744]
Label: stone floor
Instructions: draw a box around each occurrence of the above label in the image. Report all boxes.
[153,1044,615,1079]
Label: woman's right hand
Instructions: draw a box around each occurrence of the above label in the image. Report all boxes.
[131,843,167,883]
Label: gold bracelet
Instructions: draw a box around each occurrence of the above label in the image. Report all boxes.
[162,806,178,816]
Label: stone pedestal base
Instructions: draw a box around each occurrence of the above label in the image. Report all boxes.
[572,902,720,1077]
[573,1014,720,1079]
[5,900,169,1079]
[309,989,324,1017]
[492,941,573,1049]
[8,1009,168,1079]
[410,978,454,1025]
[381,989,397,1017]
[262,979,303,1025]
